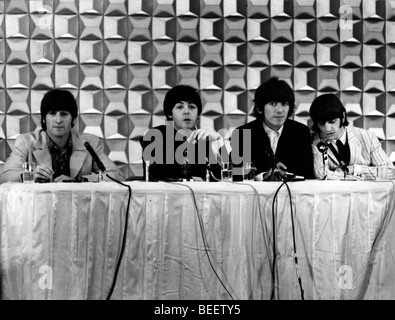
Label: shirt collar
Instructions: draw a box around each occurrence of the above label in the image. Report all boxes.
[263,122,284,137]
[331,127,347,145]
[47,133,73,152]
[339,128,347,144]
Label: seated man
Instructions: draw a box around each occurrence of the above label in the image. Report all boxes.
[231,77,314,180]
[309,93,395,180]
[0,88,124,183]
[140,85,225,181]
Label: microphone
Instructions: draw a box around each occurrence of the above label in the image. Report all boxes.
[264,147,276,181]
[317,141,328,180]
[317,142,328,154]
[84,141,106,172]
[263,147,276,181]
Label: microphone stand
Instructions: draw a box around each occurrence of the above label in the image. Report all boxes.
[340,161,349,180]
[317,142,329,180]
[322,151,327,180]
[205,157,210,182]
[98,170,104,182]
[264,147,277,181]
[145,160,150,182]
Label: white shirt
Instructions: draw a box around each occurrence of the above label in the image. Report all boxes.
[263,123,284,154]
[330,129,347,153]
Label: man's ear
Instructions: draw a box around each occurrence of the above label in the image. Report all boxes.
[341,112,346,127]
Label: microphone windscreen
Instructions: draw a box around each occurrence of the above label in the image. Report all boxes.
[317,142,328,153]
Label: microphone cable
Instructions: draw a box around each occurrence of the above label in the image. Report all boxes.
[170,181,237,300]
[210,163,278,299]
[82,142,131,299]
[104,174,132,300]
[270,180,286,300]
[210,162,304,300]
[282,180,305,300]
[270,179,305,300]
[146,169,236,299]
[234,181,275,299]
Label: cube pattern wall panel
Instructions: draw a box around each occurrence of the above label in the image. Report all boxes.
[1,0,395,176]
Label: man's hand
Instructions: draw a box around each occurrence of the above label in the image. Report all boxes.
[34,165,54,182]
[274,162,287,178]
[53,174,73,183]
[187,129,221,144]
[334,164,353,174]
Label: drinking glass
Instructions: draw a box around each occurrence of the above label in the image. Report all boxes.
[221,162,233,182]
[242,162,256,181]
[22,162,35,183]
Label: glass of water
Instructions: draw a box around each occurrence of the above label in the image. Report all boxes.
[22,162,35,183]
[221,162,233,182]
[242,162,256,181]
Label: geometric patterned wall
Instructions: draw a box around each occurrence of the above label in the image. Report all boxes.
[1,0,395,179]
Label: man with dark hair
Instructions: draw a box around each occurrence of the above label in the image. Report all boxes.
[140,85,225,181]
[310,93,395,180]
[0,88,124,183]
[231,76,314,180]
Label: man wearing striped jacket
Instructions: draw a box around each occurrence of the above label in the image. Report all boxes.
[309,93,395,180]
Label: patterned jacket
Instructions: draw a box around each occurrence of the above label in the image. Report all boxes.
[312,126,394,180]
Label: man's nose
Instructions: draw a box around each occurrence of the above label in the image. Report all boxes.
[55,113,62,122]
[324,123,331,131]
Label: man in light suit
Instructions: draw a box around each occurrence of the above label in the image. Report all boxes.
[0,89,124,183]
[310,93,395,180]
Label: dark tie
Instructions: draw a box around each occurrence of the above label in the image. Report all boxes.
[336,140,350,165]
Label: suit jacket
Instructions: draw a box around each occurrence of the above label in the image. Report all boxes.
[140,125,222,181]
[0,129,125,183]
[231,119,314,179]
[312,126,394,180]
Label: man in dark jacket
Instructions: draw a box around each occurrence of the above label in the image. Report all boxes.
[140,85,225,181]
[231,77,314,180]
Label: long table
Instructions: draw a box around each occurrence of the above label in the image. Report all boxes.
[1,180,395,300]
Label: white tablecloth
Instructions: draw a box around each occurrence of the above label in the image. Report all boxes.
[1,180,395,300]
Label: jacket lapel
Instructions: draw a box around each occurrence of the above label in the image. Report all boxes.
[70,131,88,178]
[32,131,53,168]
[346,126,361,165]
[321,126,360,166]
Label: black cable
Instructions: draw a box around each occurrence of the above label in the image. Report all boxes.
[282,180,305,300]
[270,180,286,300]
[234,182,275,299]
[170,182,237,300]
[213,166,304,300]
[104,174,132,300]
[147,168,236,298]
